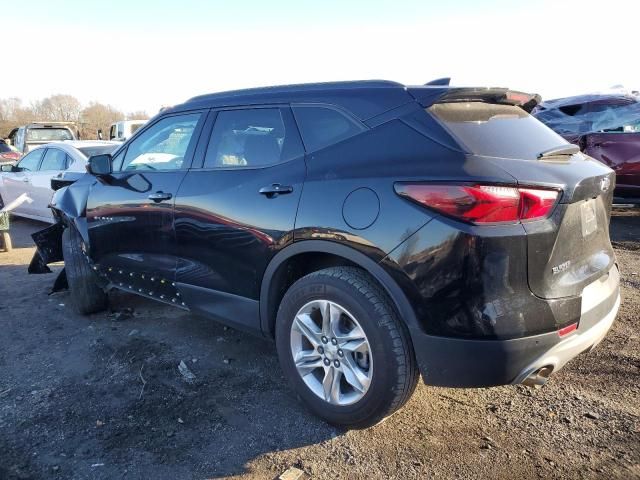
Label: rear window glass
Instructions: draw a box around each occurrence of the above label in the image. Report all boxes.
[204,108,299,168]
[26,128,74,142]
[429,102,568,160]
[292,105,365,152]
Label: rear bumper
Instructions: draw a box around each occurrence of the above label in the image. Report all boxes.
[413,266,620,388]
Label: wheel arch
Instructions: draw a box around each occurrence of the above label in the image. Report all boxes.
[260,240,419,337]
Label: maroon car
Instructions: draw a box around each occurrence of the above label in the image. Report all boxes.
[533,93,640,202]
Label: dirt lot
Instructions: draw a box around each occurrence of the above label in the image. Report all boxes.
[0,212,638,480]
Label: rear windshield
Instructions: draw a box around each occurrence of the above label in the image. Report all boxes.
[0,142,11,153]
[26,128,74,142]
[78,145,119,158]
[429,102,568,160]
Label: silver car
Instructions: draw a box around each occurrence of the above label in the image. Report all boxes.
[0,141,119,223]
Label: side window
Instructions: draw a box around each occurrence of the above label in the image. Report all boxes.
[204,108,297,169]
[292,105,366,152]
[39,148,68,171]
[16,149,44,171]
[119,113,201,171]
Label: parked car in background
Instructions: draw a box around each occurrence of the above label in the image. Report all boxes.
[109,119,148,142]
[533,93,640,202]
[6,122,79,154]
[0,139,21,165]
[0,140,119,222]
[31,80,619,428]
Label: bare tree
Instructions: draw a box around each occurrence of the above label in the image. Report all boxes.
[126,110,149,120]
[80,102,124,139]
[32,94,82,122]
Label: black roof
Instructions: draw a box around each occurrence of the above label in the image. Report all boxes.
[177,80,416,121]
[169,79,534,120]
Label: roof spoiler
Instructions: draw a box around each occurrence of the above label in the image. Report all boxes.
[424,77,451,86]
[408,86,541,113]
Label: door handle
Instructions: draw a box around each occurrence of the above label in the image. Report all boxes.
[259,184,293,197]
[22,178,30,182]
[148,191,172,202]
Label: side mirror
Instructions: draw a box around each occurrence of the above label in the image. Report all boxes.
[0,164,15,172]
[87,154,112,176]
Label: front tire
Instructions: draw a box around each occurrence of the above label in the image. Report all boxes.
[275,266,418,428]
[62,227,108,315]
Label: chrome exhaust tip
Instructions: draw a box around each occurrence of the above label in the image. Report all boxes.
[522,366,553,388]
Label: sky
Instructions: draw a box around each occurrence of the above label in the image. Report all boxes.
[2,0,638,115]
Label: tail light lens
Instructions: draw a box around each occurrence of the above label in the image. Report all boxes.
[0,152,21,160]
[395,183,559,224]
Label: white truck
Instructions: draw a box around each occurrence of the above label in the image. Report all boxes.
[6,122,78,154]
[108,120,147,142]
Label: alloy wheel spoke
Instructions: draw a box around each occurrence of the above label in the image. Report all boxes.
[322,366,342,404]
[293,313,321,346]
[294,350,324,376]
[336,325,367,352]
[341,355,371,394]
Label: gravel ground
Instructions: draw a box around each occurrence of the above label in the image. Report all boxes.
[0,211,638,480]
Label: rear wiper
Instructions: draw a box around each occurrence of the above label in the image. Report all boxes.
[537,144,580,160]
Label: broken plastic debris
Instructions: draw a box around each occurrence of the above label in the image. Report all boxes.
[0,193,33,213]
[178,360,196,383]
[279,467,308,480]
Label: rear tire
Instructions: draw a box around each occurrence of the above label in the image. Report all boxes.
[275,266,418,428]
[62,227,108,315]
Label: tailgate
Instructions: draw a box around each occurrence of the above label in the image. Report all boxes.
[426,100,617,300]
[522,165,616,299]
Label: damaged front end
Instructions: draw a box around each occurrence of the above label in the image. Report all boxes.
[28,175,93,293]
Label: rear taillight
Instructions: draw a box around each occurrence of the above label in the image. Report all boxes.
[395,183,560,224]
[0,152,20,160]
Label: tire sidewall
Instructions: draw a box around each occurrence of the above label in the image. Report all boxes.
[275,271,402,426]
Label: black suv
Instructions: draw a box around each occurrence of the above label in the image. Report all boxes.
[32,80,620,428]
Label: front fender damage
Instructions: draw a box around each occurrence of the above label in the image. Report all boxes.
[28,176,93,293]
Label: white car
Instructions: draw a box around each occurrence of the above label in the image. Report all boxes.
[0,141,119,223]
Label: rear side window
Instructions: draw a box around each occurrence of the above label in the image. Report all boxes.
[204,108,299,168]
[292,105,365,152]
[429,102,568,160]
[40,148,68,170]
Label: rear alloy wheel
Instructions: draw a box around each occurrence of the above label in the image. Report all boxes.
[276,266,418,428]
[290,300,373,406]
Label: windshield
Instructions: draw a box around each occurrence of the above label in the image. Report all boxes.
[429,102,568,160]
[0,142,11,153]
[26,128,74,142]
[78,145,119,158]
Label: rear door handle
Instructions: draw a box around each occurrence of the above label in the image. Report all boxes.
[259,184,293,197]
[148,191,172,202]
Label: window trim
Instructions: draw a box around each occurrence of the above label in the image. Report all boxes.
[194,105,305,171]
[291,102,368,153]
[112,109,207,173]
